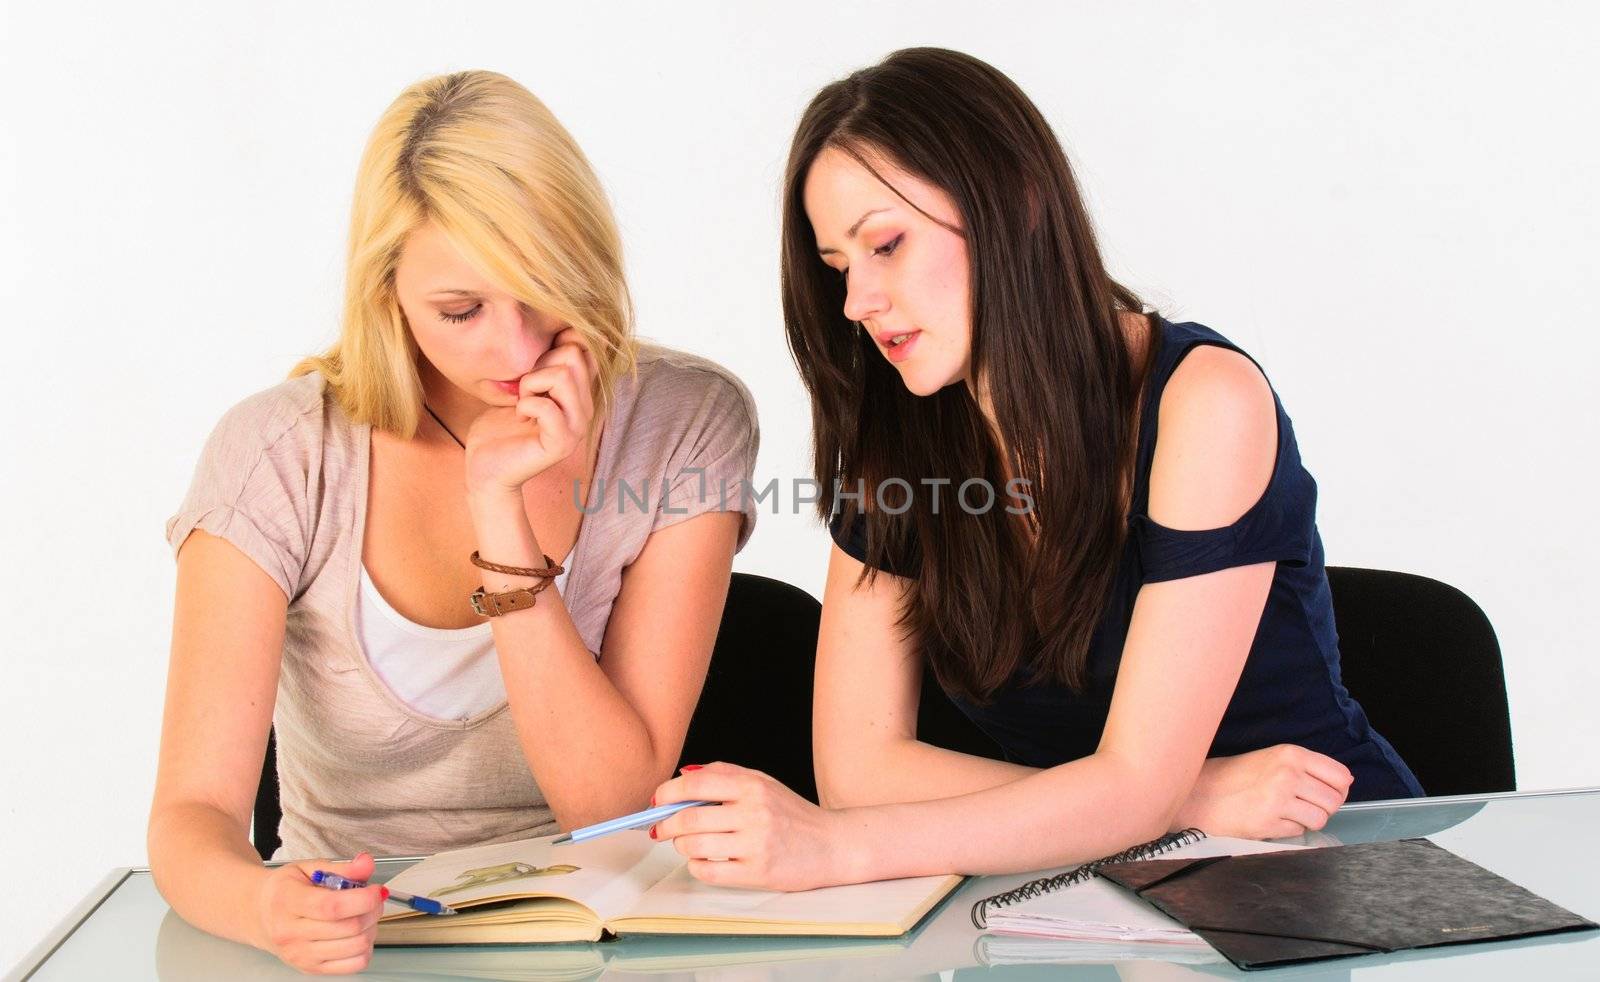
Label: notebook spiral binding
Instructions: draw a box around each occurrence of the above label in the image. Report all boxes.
[970,827,1207,929]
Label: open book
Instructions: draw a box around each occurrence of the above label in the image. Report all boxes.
[376,829,963,945]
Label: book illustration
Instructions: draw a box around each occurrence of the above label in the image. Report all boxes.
[432,861,581,898]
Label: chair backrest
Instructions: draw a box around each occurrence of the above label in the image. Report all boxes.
[253,728,281,860]
[1326,565,1514,795]
[677,572,823,800]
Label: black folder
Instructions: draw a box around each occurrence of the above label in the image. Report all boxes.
[1095,838,1597,971]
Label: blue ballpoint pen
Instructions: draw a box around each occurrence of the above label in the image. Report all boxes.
[310,870,458,916]
[552,800,718,845]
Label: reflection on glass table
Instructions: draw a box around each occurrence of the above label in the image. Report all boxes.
[17,788,1600,981]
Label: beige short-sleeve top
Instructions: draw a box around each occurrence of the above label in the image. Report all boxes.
[165,344,759,860]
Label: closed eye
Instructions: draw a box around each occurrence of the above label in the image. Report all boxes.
[440,304,482,323]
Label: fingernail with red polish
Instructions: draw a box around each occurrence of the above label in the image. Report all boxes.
[682,764,704,772]
[381,887,390,900]
[649,825,658,839]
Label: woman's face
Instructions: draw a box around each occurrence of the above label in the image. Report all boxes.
[803,146,972,397]
[394,221,564,406]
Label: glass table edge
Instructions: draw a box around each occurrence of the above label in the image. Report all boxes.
[9,867,133,982]
[17,785,1600,977]
[1336,783,1600,811]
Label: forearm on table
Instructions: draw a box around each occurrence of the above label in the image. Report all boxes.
[817,734,1037,808]
[831,750,1184,883]
[471,493,669,828]
[148,801,272,949]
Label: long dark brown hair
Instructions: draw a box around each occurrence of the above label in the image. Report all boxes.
[782,47,1155,700]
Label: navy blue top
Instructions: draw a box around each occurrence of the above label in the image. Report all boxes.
[831,318,1423,801]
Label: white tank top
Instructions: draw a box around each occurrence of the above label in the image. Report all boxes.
[355,558,572,722]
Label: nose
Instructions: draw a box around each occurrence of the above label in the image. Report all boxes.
[842,268,888,325]
[494,302,545,371]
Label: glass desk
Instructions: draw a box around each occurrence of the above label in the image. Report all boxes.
[13,788,1600,980]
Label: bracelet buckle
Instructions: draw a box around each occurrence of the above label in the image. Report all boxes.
[469,588,494,618]
[470,581,552,618]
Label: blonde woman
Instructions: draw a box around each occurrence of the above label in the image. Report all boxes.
[148,71,758,974]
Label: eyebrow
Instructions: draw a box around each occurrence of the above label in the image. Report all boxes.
[427,289,482,298]
[816,208,891,256]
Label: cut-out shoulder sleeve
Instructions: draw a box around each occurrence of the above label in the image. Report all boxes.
[164,377,325,600]
[1128,494,1315,583]
[1130,344,1316,583]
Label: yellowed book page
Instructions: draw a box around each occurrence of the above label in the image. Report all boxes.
[380,830,684,927]
[608,867,964,936]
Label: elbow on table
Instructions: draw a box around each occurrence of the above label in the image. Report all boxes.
[1094,754,1196,845]
[1144,771,1195,834]
[1146,793,1190,842]
[1091,791,1183,850]
[813,742,889,810]
[549,775,667,832]
[813,764,855,810]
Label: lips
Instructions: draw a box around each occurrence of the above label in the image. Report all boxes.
[875,329,921,364]
[492,379,521,396]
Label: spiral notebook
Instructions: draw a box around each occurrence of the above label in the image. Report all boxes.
[970,828,1305,947]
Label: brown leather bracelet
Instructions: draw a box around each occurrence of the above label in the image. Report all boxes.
[470,577,555,618]
[470,550,565,579]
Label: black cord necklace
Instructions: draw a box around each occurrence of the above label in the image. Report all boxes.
[423,403,465,449]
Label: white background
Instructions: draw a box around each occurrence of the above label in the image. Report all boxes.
[2,1,1596,970]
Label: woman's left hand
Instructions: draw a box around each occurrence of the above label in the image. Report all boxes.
[1174,744,1352,839]
[650,762,850,891]
[465,328,598,498]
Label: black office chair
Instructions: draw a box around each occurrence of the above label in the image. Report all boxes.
[676,572,823,801]
[253,728,282,860]
[1325,565,1514,796]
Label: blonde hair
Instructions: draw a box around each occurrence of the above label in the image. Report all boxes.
[293,70,636,436]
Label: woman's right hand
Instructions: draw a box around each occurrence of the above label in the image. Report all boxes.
[650,762,854,891]
[1174,744,1353,839]
[255,851,387,974]
[464,327,599,499]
